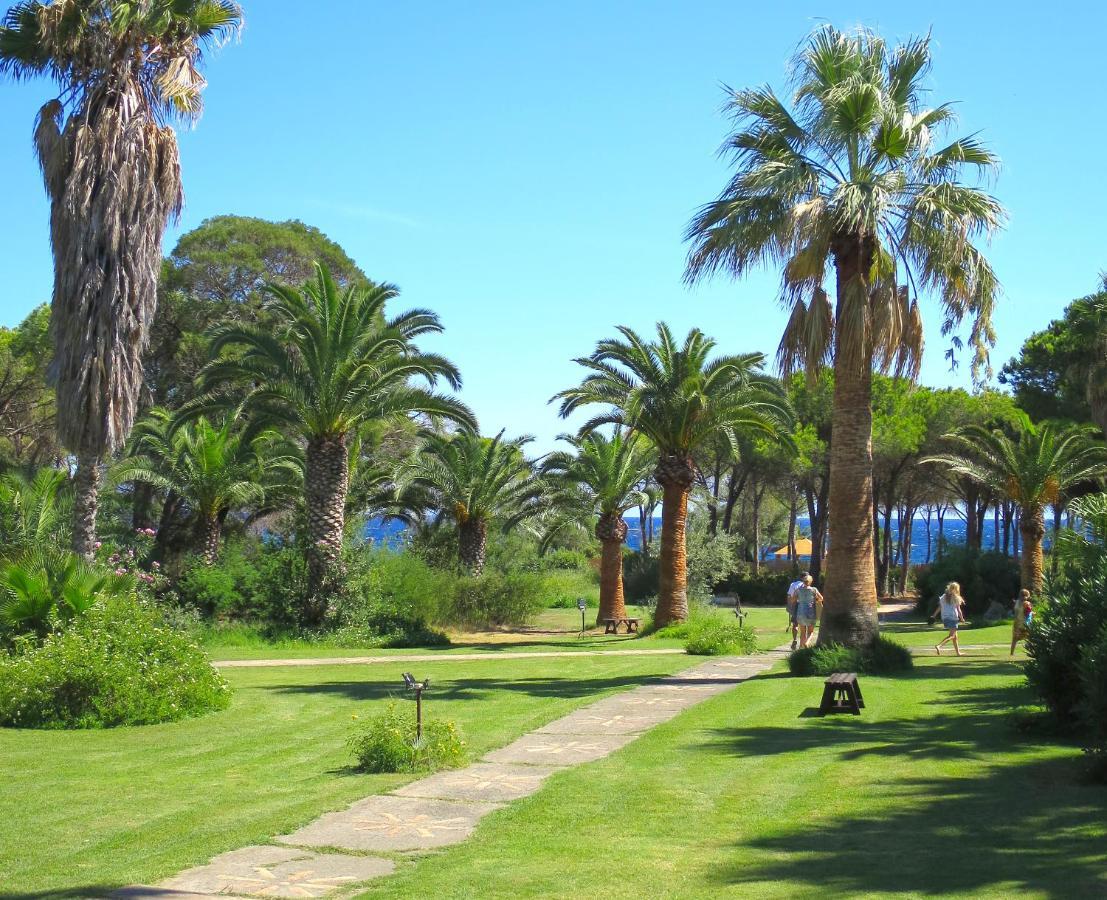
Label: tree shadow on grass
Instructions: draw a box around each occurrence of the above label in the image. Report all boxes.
[711,756,1107,898]
[265,673,673,703]
[700,684,1106,898]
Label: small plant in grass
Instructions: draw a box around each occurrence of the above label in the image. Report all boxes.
[348,703,465,773]
[789,634,913,676]
[683,617,757,656]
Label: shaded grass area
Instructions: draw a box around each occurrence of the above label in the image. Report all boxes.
[0,653,692,896]
[359,653,1106,899]
[882,618,1016,648]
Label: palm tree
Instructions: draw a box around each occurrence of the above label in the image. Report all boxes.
[189,265,473,606]
[684,26,1005,646]
[554,324,789,627]
[398,431,546,575]
[925,423,1107,592]
[0,1,243,558]
[113,412,298,563]
[541,430,653,624]
[0,467,69,556]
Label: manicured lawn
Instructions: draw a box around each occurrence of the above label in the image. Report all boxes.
[202,606,792,660]
[883,618,1016,649]
[0,653,693,896]
[359,652,1106,899]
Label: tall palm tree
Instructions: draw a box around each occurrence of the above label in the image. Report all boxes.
[554,324,789,627]
[541,430,653,624]
[925,423,1107,592]
[0,1,243,558]
[188,265,473,606]
[684,26,1005,645]
[113,413,298,563]
[398,430,546,575]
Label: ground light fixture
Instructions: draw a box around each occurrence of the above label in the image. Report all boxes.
[577,597,588,634]
[401,673,429,742]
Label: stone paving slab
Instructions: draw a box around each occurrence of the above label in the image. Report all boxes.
[535,707,680,735]
[278,795,499,853]
[115,890,254,899]
[157,845,394,898]
[483,732,636,766]
[392,762,559,803]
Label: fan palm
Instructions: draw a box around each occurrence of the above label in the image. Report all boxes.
[0,467,69,555]
[541,430,652,624]
[188,265,474,604]
[0,1,242,558]
[398,431,546,575]
[684,26,1005,645]
[554,324,790,627]
[113,412,298,563]
[925,423,1107,592]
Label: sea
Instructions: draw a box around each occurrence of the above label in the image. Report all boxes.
[364,513,1058,564]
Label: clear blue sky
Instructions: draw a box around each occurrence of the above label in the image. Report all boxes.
[2,2,1105,451]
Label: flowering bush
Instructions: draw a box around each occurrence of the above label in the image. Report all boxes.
[0,594,231,729]
[347,702,465,773]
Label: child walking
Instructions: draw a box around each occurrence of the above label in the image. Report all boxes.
[1010,589,1034,655]
[932,582,966,656]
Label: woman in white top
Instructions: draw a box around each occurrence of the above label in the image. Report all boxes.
[931,581,966,656]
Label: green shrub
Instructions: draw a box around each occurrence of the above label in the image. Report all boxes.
[683,617,757,656]
[540,570,599,608]
[720,570,798,605]
[914,547,1020,616]
[789,635,913,676]
[348,702,465,773]
[447,572,544,628]
[0,595,231,729]
[1079,623,1107,781]
[334,550,451,646]
[623,552,659,602]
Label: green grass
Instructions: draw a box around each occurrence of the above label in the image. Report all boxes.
[358,652,1107,899]
[0,652,693,896]
[201,606,792,660]
[882,618,1016,649]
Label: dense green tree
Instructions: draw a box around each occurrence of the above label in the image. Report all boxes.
[541,430,652,623]
[0,0,242,557]
[684,26,1005,646]
[926,423,1107,592]
[399,431,546,575]
[0,305,56,469]
[555,324,789,627]
[188,265,473,613]
[999,281,1107,429]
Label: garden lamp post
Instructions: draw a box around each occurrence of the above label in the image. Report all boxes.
[402,672,429,742]
[577,597,587,635]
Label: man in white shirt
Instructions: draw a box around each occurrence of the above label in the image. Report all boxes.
[786,573,808,650]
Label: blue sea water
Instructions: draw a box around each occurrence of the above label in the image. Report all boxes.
[365,514,1057,563]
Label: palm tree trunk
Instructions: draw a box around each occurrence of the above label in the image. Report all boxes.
[595,514,629,623]
[820,239,879,647]
[305,433,349,617]
[655,453,695,627]
[72,453,101,559]
[459,518,488,575]
[200,512,221,565]
[1019,508,1046,593]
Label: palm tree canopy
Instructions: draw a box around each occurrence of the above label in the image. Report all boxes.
[113,411,298,521]
[1,1,242,456]
[186,264,476,441]
[540,429,652,518]
[684,25,1005,382]
[398,430,547,531]
[925,422,1107,514]
[0,467,69,551]
[553,322,791,459]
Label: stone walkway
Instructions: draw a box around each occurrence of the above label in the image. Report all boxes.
[115,651,781,899]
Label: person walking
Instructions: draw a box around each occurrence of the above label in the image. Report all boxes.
[1010,589,1034,656]
[786,572,808,650]
[932,582,967,656]
[794,574,822,649]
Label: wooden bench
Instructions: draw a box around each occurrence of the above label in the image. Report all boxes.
[604,617,640,634]
[818,672,864,716]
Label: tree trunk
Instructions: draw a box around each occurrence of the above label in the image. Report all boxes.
[820,240,879,647]
[132,481,156,531]
[655,453,695,627]
[595,513,628,624]
[787,494,798,563]
[304,433,350,620]
[937,504,946,559]
[459,518,488,575]
[751,486,762,576]
[200,512,222,565]
[72,453,101,559]
[707,457,722,537]
[964,484,979,550]
[1019,509,1046,594]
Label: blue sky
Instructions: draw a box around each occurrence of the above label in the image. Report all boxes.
[2,2,1105,451]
